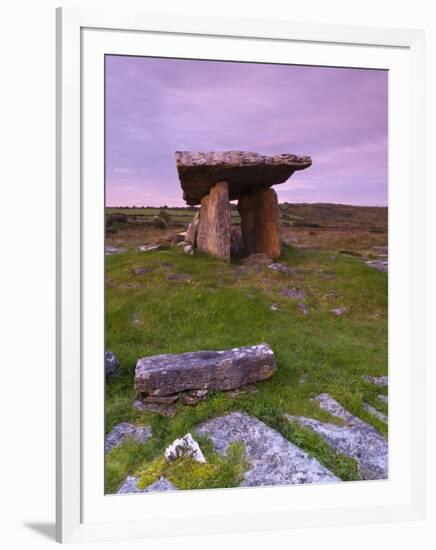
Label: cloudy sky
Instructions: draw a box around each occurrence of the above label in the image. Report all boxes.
[105,55,387,207]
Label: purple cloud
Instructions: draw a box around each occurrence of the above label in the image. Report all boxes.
[105,56,387,206]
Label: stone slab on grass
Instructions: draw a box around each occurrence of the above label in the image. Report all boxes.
[135,344,277,397]
[197,411,339,487]
[285,393,388,480]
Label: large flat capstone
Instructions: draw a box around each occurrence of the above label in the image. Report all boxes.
[197,412,339,486]
[134,344,276,397]
[176,151,312,205]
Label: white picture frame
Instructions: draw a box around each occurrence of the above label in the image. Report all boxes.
[56,6,426,544]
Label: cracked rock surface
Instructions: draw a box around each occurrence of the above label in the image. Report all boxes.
[117,476,178,494]
[197,411,339,487]
[105,422,152,454]
[285,393,388,480]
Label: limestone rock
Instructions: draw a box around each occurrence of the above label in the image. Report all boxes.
[285,393,388,480]
[164,433,206,463]
[105,245,127,255]
[196,181,231,261]
[105,351,119,379]
[197,412,339,486]
[238,187,282,259]
[135,344,277,397]
[366,259,388,272]
[363,375,388,387]
[175,151,312,205]
[105,422,152,454]
[117,475,178,494]
[185,212,200,245]
[138,244,160,252]
[330,307,348,316]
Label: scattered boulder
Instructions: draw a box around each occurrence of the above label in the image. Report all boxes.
[330,307,348,316]
[138,244,160,252]
[363,375,388,387]
[105,245,126,255]
[105,351,119,379]
[132,266,155,275]
[285,393,388,480]
[282,287,305,300]
[117,475,177,494]
[170,232,187,245]
[268,263,293,275]
[197,412,339,486]
[105,422,152,454]
[180,389,208,406]
[134,344,277,397]
[366,259,388,272]
[164,433,206,464]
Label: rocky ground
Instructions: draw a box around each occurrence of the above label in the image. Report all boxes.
[104,209,388,494]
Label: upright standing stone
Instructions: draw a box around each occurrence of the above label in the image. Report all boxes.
[196,181,231,261]
[238,187,282,259]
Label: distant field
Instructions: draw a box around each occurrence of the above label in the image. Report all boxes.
[106,203,387,230]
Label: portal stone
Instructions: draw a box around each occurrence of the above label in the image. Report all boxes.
[196,181,231,261]
[238,187,281,259]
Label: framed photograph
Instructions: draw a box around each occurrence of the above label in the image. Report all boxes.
[56,6,426,543]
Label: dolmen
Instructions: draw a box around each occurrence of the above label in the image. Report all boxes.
[134,343,276,406]
[175,151,312,261]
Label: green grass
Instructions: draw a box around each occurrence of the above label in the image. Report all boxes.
[105,243,387,493]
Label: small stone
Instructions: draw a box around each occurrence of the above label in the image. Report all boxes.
[330,307,348,316]
[105,351,119,379]
[180,389,208,405]
[132,266,154,275]
[138,244,160,252]
[270,303,280,311]
[183,244,193,254]
[298,303,309,315]
[362,375,388,387]
[268,263,293,274]
[366,259,388,272]
[105,245,126,255]
[282,287,305,300]
[105,422,152,454]
[164,433,206,463]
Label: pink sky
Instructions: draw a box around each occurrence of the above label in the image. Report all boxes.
[105,55,387,207]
